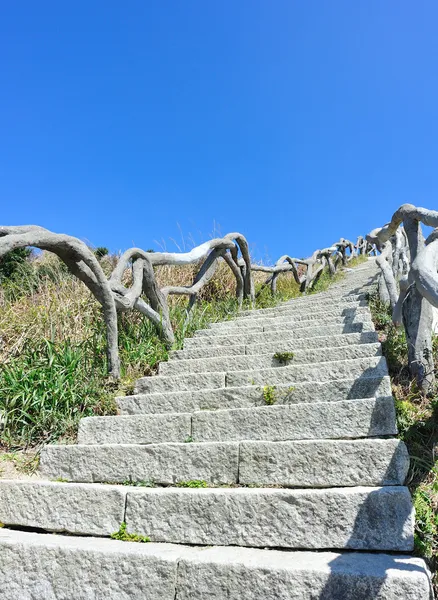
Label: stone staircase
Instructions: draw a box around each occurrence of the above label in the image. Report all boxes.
[0,259,433,599]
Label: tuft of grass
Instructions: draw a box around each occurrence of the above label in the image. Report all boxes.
[110,522,150,543]
[176,480,208,488]
[273,351,294,365]
[262,385,277,405]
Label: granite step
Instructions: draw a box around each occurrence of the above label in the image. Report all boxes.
[0,482,413,551]
[206,309,371,330]
[118,376,392,415]
[159,342,381,375]
[219,305,371,325]
[170,331,379,361]
[182,322,375,349]
[135,356,386,394]
[78,397,396,445]
[39,438,407,488]
[194,314,372,337]
[0,530,431,600]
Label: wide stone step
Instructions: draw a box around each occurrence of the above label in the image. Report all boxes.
[239,297,367,317]
[159,343,381,375]
[118,375,392,414]
[194,314,372,337]
[40,438,406,488]
[224,356,387,389]
[0,530,431,600]
[183,322,374,349]
[208,308,371,330]
[78,397,396,445]
[0,482,412,551]
[222,305,371,325]
[135,356,386,395]
[170,331,379,361]
[126,486,413,551]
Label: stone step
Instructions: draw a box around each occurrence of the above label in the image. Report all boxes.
[238,297,367,317]
[0,530,431,600]
[40,438,405,488]
[183,322,374,349]
[126,486,413,551]
[0,482,413,551]
[170,331,379,361]
[135,356,386,395]
[222,305,371,325]
[78,397,396,445]
[118,375,392,415]
[281,292,367,305]
[194,314,372,337]
[160,342,381,375]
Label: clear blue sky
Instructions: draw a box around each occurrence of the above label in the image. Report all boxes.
[1,1,437,261]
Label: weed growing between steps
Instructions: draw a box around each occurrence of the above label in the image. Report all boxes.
[110,522,150,543]
[273,351,295,365]
[0,251,351,450]
[262,385,295,405]
[176,480,208,488]
[368,293,438,591]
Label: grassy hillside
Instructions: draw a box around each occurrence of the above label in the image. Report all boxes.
[369,294,437,592]
[0,250,354,451]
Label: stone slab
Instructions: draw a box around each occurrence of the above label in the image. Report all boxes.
[40,442,239,485]
[134,371,225,394]
[125,486,414,551]
[195,315,373,337]
[238,438,409,487]
[170,331,379,361]
[0,530,431,600]
[192,397,397,442]
[184,322,374,348]
[0,480,126,536]
[0,529,181,600]
[207,312,370,331]
[78,412,191,445]
[225,356,387,387]
[176,546,431,600]
[117,376,392,415]
[160,343,382,375]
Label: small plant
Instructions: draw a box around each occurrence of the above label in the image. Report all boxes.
[273,351,295,365]
[184,435,194,443]
[176,480,208,488]
[110,522,150,543]
[262,385,277,405]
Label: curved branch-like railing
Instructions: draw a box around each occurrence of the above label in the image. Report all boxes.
[0,226,362,377]
[253,237,358,296]
[367,203,438,392]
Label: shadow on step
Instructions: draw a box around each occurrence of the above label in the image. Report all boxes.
[346,367,389,400]
[319,405,433,600]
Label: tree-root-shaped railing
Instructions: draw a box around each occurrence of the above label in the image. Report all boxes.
[0,227,255,377]
[367,203,438,392]
[1,225,365,378]
[254,238,356,296]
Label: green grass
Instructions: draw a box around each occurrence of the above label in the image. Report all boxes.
[110,522,150,543]
[368,293,437,590]
[273,351,294,364]
[176,479,208,488]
